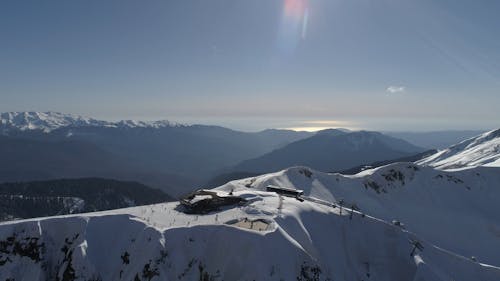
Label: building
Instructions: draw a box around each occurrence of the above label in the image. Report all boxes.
[180,189,246,214]
[266,185,304,197]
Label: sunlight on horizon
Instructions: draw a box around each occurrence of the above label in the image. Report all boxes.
[283,126,337,132]
[283,119,358,132]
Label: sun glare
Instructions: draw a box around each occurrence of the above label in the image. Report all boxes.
[283,126,333,132]
[283,120,357,132]
[284,0,307,18]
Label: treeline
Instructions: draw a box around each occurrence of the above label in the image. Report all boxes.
[0,178,173,221]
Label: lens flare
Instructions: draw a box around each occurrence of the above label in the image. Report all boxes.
[284,0,306,18]
[278,0,309,55]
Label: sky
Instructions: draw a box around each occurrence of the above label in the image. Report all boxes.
[1,0,499,132]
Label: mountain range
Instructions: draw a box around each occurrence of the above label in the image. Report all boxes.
[0,126,499,280]
[0,112,312,196]
[0,112,494,200]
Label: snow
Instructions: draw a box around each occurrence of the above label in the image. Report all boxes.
[0,112,106,133]
[221,163,500,265]
[1,163,500,280]
[0,111,183,133]
[417,128,500,169]
[1,129,500,280]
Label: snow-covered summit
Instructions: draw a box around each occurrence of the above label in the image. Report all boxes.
[115,119,177,129]
[417,128,500,169]
[0,111,180,133]
[0,111,105,133]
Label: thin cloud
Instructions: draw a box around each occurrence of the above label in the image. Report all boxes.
[386,86,406,94]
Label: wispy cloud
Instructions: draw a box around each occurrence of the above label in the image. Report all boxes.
[386,86,406,94]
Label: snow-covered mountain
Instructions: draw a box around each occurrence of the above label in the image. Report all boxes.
[1,162,499,280]
[0,111,178,133]
[417,129,500,169]
[0,112,106,133]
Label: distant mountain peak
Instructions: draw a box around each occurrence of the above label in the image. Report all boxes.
[231,129,424,174]
[0,111,181,133]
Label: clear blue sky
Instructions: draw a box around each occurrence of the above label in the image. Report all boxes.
[1,0,499,131]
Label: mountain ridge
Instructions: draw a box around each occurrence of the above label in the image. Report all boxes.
[417,128,500,169]
[0,178,172,221]
[0,112,313,196]
[0,111,182,133]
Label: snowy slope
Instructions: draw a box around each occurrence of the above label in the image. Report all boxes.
[1,163,500,280]
[0,111,179,133]
[417,129,500,169]
[220,164,500,266]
